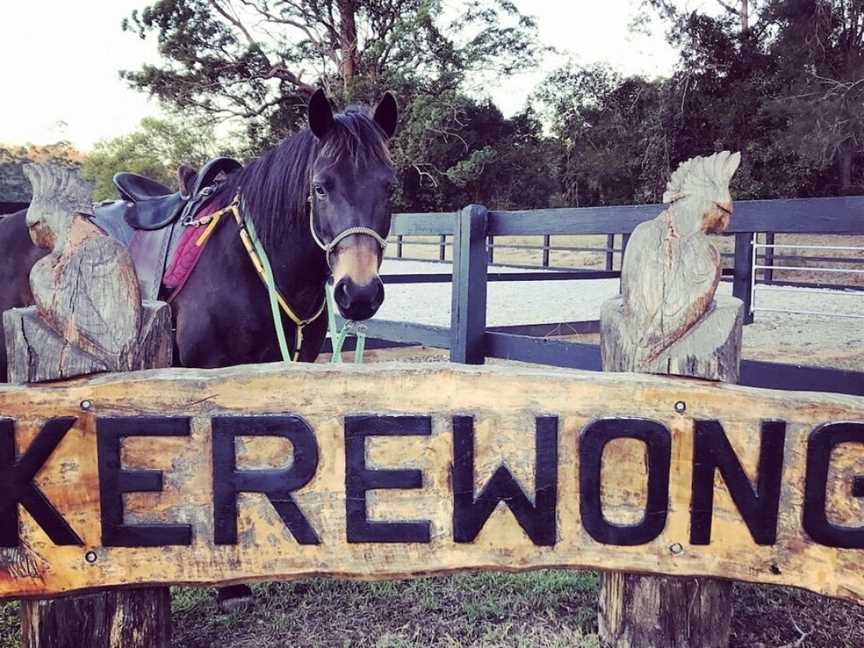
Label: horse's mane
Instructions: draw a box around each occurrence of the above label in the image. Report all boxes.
[218,107,391,251]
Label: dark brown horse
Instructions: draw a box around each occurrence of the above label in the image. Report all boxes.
[0,90,398,381]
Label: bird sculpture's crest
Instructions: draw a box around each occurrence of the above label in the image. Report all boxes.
[616,151,742,367]
[662,151,741,205]
[23,164,94,250]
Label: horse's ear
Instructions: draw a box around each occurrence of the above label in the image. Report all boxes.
[308,88,335,139]
[373,92,398,139]
[177,164,197,198]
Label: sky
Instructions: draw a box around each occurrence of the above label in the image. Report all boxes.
[0,0,692,151]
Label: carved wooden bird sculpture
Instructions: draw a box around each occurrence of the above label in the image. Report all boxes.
[24,164,142,369]
[621,151,741,361]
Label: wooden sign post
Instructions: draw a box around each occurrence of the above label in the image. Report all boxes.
[0,362,861,605]
[598,151,742,646]
[3,164,173,648]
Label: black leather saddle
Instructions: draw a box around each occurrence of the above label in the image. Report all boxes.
[90,157,243,301]
[112,157,243,230]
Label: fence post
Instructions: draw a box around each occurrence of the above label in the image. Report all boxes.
[439,234,447,261]
[605,234,615,271]
[542,234,551,268]
[733,232,755,324]
[396,234,403,259]
[450,205,488,364]
[5,164,172,648]
[764,232,775,283]
[488,235,495,265]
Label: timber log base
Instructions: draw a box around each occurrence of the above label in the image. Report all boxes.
[599,572,733,648]
[600,295,744,383]
[3,301,172,384]
[598,293,743,647]
[5,287,174,646]
[21,588,171,648]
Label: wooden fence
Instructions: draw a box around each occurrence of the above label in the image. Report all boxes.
[340,196,864,396]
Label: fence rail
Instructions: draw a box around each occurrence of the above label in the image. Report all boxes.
[363,198,864,396]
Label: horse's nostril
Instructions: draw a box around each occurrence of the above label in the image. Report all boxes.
[371,281,385,310]
[333,279,353,310]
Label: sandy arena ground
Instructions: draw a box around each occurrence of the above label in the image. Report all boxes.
[366,259,863,371]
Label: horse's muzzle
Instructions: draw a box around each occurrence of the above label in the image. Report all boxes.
[333,276,385,321]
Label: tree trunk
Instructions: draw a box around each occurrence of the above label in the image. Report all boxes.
[5,164,174,647]
[20,589,171,648]
[339,0,358,98]
[740,0,749,32]
[600,573,733,648]
[840,145,853,193]
[14,301,174,648]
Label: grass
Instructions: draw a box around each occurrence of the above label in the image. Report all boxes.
[2,572,863,647]
[169,571,600,648]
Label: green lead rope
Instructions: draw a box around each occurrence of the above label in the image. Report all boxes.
[326,283,367,364]
[245,212,367,365]
[244,216,292,363]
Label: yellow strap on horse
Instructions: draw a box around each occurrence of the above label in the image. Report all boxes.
[228,194,325,362]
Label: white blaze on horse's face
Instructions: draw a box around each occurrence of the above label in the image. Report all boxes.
[307,89,399,321]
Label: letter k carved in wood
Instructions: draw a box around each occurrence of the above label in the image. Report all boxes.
[0,417,82,547]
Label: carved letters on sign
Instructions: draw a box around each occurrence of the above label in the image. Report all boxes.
[0,363,861,603]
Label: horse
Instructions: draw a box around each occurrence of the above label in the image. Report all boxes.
[0,90,398,610]
[0,89,399,381]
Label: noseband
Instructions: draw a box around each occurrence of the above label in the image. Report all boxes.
[307,187,388,269]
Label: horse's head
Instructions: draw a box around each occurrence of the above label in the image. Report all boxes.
[662,151,741,235]
[307,89,398,321]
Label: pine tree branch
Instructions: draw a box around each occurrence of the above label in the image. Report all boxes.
[714,0,740,16]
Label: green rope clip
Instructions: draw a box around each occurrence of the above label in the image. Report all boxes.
[326,283,367,364]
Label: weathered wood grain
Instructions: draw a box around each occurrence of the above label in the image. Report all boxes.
[618,152,740,368]
[20,588,170,648]
[599,296,743,646]
[601,295,743,382]
[3,302,171,384]
[0,362,859,604]
[12,163,173,647]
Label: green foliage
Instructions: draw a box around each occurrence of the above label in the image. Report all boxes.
[116,0,864,214]
[81,116,230,202]
[535,64,670,206]
[121,0,555,211]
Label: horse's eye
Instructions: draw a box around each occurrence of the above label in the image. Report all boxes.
[313,183,327,198]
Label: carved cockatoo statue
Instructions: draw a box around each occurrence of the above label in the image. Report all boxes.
[620,151,741,361]
[24,163,142,369]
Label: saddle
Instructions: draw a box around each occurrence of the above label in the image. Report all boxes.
[91,157,242,301]
[115,157,242,230]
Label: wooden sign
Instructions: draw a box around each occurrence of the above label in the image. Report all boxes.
[0,362,862,604]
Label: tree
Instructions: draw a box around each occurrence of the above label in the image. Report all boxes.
[640,0,863,195]
[764,0,864,192]
[81,116,231,201]
[534,63,672,206]
[120,1,553,211]
[122,0,543,141]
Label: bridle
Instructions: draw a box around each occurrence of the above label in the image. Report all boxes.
[192,176,390,363]
[306,183,388,269]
